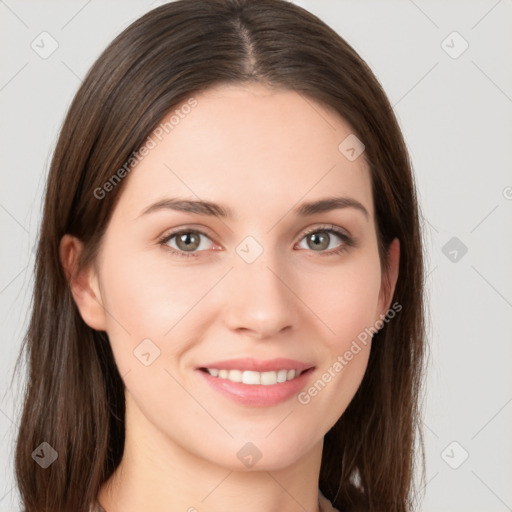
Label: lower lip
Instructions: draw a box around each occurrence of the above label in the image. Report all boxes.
[197,368,314,407]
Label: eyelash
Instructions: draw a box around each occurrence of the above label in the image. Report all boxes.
[157,224,355,259]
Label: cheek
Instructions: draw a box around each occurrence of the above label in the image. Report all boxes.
[99,246,211,336]
[300,252,382,349]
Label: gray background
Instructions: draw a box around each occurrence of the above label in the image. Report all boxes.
[1,0,511,510]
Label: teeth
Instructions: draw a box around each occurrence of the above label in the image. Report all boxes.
[228,369,243,382]
[277,369,288,383]
[205,368,303,385]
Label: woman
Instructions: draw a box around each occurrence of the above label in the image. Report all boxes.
[14,0,426,511]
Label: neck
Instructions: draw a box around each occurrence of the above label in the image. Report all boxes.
[97,392,324,512]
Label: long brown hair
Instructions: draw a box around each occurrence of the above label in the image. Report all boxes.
[14,1,426,510]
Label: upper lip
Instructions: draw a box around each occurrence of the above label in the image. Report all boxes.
[198,358,314,372]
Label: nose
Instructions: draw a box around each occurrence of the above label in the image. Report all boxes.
[220,250,299,340]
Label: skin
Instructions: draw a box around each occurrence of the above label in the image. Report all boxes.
[60,83,399,512]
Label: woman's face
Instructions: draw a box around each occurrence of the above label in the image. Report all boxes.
[74,83,398,470]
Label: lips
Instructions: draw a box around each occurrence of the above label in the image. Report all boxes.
[196,358,316,407]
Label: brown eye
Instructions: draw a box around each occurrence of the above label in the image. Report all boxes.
[160,229,214,257]
[297,227,350,254]
[175,232,201,252]
[306,231,330,251]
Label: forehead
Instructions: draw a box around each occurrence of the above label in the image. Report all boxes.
[115,83,374,222]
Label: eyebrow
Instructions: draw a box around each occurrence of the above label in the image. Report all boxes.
[138,196,369,220]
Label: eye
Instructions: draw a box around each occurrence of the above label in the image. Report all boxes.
[158,229,215,258]
[296,225,354,256]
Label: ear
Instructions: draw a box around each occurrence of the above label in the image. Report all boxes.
[59,234,108,331]
[377,237,400,316]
